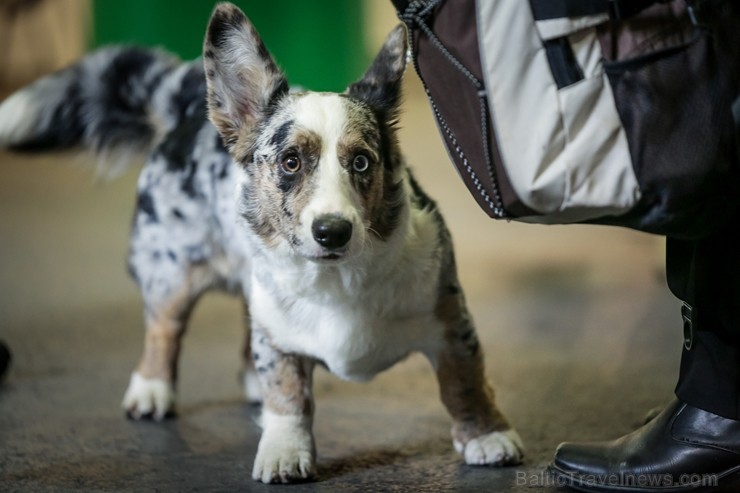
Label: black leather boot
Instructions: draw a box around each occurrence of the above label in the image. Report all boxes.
[547,400,740,492]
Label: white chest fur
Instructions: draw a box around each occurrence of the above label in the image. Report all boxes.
[248,208,445,381]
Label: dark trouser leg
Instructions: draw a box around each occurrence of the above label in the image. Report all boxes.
[548,215,740,492]
[667,211,740,420]
[0,340,9,382]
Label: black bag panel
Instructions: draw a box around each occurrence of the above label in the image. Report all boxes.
[602,6,740,238]
[596,0,694,62]
[411,0,501,217]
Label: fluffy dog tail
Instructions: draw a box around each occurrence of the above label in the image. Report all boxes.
[0,46,205,176]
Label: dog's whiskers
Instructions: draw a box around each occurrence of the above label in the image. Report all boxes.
[368,227,385,241]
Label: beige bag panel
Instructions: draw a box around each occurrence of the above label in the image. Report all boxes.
[475,0,640,222]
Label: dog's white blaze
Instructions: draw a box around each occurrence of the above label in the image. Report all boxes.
[293,93,346,150]
[292,93,365,253]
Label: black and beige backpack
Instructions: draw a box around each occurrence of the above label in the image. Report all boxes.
[394,0,740,238]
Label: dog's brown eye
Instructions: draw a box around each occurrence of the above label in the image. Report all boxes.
[282,155,301,173]
[352,154,370,173]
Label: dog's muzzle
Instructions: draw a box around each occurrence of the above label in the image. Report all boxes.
[311,214,353,251]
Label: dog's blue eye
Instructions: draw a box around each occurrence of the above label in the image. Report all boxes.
[353,154,370,173]
[282,155,301,173]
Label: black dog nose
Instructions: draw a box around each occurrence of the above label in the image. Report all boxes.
[312,215,352,250]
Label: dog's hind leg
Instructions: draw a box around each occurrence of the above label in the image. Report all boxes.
[250,326,316,484]
[122,282,192,421]
[122,260,213,421]
[427,289,525,466]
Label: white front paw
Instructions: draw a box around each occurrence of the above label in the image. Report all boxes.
[252,411,315,484]
[456,429,525,466]
[121,372,175,421]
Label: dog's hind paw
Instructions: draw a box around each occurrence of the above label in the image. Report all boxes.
[121,372,175,421]
[252,413,316,483]
[456,429,525,466]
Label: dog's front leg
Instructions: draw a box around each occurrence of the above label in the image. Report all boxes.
[429,294,525,466]
[251,326,316,484]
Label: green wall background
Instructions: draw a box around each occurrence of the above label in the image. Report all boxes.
[92,0,370,92]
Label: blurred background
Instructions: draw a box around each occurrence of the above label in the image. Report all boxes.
[0,1,681,491]
[0,0,395,96]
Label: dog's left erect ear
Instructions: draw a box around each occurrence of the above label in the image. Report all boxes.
[203,3,288,158]
[347,24,408,119]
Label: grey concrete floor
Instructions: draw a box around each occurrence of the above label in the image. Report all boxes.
[0,76,682,492]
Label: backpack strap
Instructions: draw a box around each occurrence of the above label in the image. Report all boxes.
[529,0,668,21]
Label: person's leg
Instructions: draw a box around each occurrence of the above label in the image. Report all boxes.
[547,212,740,492]
[0,340,9,382]
[669,216,740,419]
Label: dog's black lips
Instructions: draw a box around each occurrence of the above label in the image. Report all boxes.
[309,253,343,263]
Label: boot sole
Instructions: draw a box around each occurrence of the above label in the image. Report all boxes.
[546,462,740,493]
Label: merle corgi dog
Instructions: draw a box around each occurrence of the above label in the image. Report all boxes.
[0,2,523,483]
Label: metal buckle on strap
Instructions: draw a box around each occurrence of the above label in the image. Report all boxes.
[686,0,711,29]
[682,302,696,351]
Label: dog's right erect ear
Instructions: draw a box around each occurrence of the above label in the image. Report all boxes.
[203,3,288,159]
